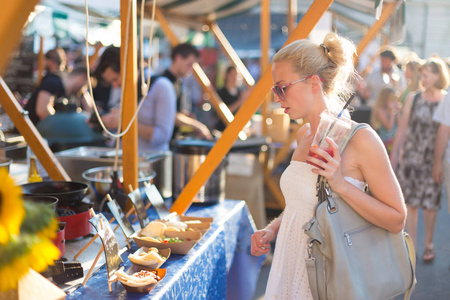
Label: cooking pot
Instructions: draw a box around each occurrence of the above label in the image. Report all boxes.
[0,157,12,173]
[22,195,59,211]
[20,181,89,206]
[171,139,226,204]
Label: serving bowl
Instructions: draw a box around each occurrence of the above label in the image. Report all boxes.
[82,164,156,200]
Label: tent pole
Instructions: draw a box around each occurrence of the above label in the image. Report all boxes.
[171,0,335,215]
[287,0,298,34]
[355,1,397,65]
[207,22,255,87]
[120,0,138,194]
[260,0,271,136]
[37,36,44,86]
[0,0,40,74]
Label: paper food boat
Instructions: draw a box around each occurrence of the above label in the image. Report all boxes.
[133,229,202,255]
[128,247,171,269]
[177,216,213,233]
[118,267,166,294]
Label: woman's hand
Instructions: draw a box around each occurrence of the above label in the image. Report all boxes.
[306,137,347,192]
[251,228,275,256]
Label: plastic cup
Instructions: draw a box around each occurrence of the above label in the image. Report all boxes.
[307,111,352,168]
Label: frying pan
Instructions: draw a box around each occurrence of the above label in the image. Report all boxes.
[20,181,89,206]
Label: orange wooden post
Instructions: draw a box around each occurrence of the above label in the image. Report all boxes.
[37,36,44,85]
[120,0,138,193]
[260,0,271,136]
[287,0,298,34]
[207,22,255,87]
[170,0,335,215]
[355,2,398,64]
[0,0,40,74]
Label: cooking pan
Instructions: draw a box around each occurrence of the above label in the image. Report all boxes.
[20,181,89,206]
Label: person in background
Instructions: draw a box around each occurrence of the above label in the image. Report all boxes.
[391,58,450,261]
[250,33,406,299]
[24,65,90,125]
[370,87,401,154]
[432,92,450,214]
[214,66,250,131]
[159,43,212,140]
[90,46,176,152]
[44,47,67,75]
[91,46,122,115]
[399,57,422,105]
[358,46,407,107]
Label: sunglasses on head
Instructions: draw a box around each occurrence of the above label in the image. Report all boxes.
[271,76,324,100]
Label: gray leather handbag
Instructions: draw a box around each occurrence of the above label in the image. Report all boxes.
[302,123,417,300]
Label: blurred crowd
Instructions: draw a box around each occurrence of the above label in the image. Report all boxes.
[356,45,450,262]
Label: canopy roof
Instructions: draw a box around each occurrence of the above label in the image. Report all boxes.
[30,0,402,51]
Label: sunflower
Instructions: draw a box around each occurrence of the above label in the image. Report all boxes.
[0,235,59,291]
[0,170,60,291]
[0,168,24,244]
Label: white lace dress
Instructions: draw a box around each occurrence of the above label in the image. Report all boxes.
[265,160,366,300]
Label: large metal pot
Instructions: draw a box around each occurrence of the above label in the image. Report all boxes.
[171,139,226,204]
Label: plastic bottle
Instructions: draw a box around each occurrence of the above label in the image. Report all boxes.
[28,156,43,182]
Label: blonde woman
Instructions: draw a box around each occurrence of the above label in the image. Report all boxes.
[251,33,406,299]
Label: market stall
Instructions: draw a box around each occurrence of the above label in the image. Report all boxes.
[0,1,406,299]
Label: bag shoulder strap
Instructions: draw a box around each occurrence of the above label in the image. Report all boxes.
[338,122,371,154]
[316,123,370,207]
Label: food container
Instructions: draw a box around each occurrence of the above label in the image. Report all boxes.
[133,229,202,255]
[118,267,166,294]
[171,139,226,204]
[129,247,171,269]
[178,216,213,233]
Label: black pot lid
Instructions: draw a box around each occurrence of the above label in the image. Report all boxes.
[171,138,216,155]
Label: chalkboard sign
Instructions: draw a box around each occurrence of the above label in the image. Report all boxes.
[89,214,121,279]
[3,35,35,96]
[107,199,135,238]
[128,189,149,229]
[144,183,171,220]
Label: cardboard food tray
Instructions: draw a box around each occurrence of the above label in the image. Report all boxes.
[133,230,202,255]
[129,247,171,269]
[119,267,166,294]
[178,216,213,232]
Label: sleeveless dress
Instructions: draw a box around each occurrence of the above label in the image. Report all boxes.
[265,160,366,299]
[396,94,442,209]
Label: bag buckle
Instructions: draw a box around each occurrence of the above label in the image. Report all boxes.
[307,242,314,260]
